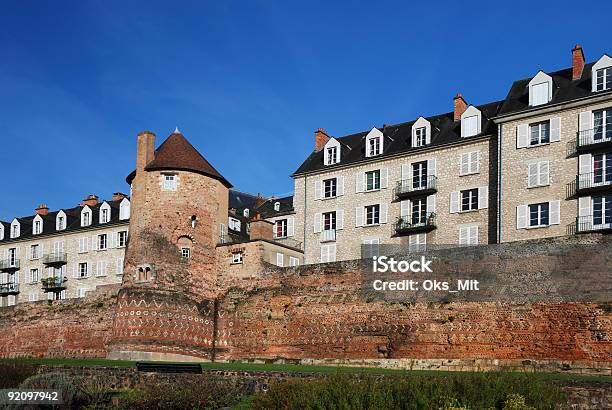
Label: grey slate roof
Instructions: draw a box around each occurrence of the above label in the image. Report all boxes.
[256,196,294,218]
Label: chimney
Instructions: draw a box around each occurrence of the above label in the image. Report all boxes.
[249,213,274,241]
[136,130,156,173]
[112,192,128,202]
[572,44,585,80]
[454,93,468,121]
[254,193,266,209]
[81,194,99,207]
[35,204,49,216]
[314,128,331,152]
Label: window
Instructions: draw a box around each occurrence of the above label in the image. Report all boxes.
[8,248,17,265]
[410,198,427,224]
[408,233,426,252]
[362,238,380,259]
[30,268,39,283]
[116,258,124,274]
[28,293,38,302]
[33,219,42,235]
[320,244,337,263]
[460,189,479,212]
[119,199,131,220]
[231,252,243,264]
[78,237,89,253]
[117,231,128,247]
[460,151,479,175]
[181,247,191,258]
[30,245,40,260]
[57,215,65,230]
[275,219,288,238]
[367,135,381,156]
[77,288,87,298]
[459,226,479,245]
[531,82,549,106]
[365,204,380,225]
[593,195,612,226]
[81,209,91,227]
[323,178,337,198]
[276,253,284,267]
[595,67,612,92]
[593,109,612,141]
[529,203,549,227]
[365,170,380,191]
[323,211,336,231]
[78,263,88,278]
[98,234,107,250]
[414,127,427,147]
[593,153,612,185]
[527,161,550,187]
[412,161,428,189]
[228,217,241,231]
[289,256,299,267]
[162,174,177,191]
[243,208,250,218]
[462,115,479,137]
[530,121,550,145]
[100,208,109,223]
[10,220,20,238]
[96,261,107,276]
[325,146,338,165]
[274,202,280,211]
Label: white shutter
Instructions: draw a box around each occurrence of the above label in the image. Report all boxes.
[380,168,388,189]
[579,111,592,132]
[426,195,436,214]
[72,263,78,278]
[517,205,528,229]
[578,196,591,217]
[579,154,592,175]
[380,204,388,224]
[356,172,364,193]
[336,210,344,230]
[287,217,295,237]
[470,151,479,173]
[337,176,344,196]
[314,180,322,200]
[401,164,410,182]
[527,163,539,187]
[549,200,560,225]
[276,253,284,267]
[91,235,97,251]
[427,158,437,176]
[400,200,410,217]
[314,213,322,233]
[517,124,529,148]
[478,186,488,209]
[109,233,116,249]
[425,128,431,145]
[355,207,364,227]
[475,151,481,173]
[550,117,561,142]
[450,191,460,213]
[460,153,469,175]
[539,161,550,186]
[459,227,468,245]
[470,226,479,244]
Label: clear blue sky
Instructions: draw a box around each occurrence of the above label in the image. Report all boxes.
[1,1,611,220]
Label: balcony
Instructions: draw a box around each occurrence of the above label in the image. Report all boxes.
[394,176,437,200]
[576,172,612,195]
[43,252,68,267]
[394,213,437,235]
[0,259,20,273]
[576,129,612,152]
[320,229,336,242]
[0,283,19,296]
[574,215,612,234]
[41,276,68,292]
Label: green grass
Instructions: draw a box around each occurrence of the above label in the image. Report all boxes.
[1,357,609,382]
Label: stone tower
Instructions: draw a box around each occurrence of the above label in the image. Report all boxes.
[107,129,231,361]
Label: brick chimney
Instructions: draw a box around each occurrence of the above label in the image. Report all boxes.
[249,213,274,241]
[454,93,468,121]
[112,192,128,202]
[314,128,331,152]
[81,195,99,207]
[572,44,585,80]
[35,204,49,216]
[254,193,266,209]
[136,131,156,173]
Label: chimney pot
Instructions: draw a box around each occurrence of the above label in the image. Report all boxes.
[314,128,331,152]
[454,93,468,121]
[81,195,100,207]
[35,204,49,216]
[112,192,128,202]
[572,44,585,80]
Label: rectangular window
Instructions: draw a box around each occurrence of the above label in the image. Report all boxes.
[30,268,39,283]
[323,178,337,198]
[411,198,427,224]
[326,146,338,165]
[82,212,91,226]
[8,248,17,265]
[116,258,124,275]
[34,220,41,234]
[412,161,428,189]
[365,204,380,225]
[527,161,550,187]
[460,189,479,212]
[323,211,336,231]
[30,245,40,260]
[98,234,107,250]
[228,217,241,231]
[362,238,380,259]
[78,237,89,253]
[181,248,190,258]
[231,252,243,264]
[532,82,549,106]
[593,195,612,226]
[96,261,107,276]
[408,233,426,252]
[595,67,612,92]
[276,253,284,267]
[78,263,88,278]
[368,136,381,156]
[101,209,109,223]
[365,170,381,191]
[162,174,177,191]
[414,127,427,147]
[117,231,128,247]
[459,226,479,245]
[320,244,337,263]
[77,288,87,298]
[289,256,299,267]
[593,109,612,141]
[57,216,65,230]
[460,151,479,175]
[529,202,550,227]
[29,293,38,302]
[275,219,288,238]
[529,121,550,145]
[463,115,478,137]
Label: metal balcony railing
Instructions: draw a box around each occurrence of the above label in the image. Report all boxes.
[320,229,336,242]
[41,276,68,292]
[43,252,68,266]
[395,212,437,234]
[577,128,612,150]
[394,175,437,199]
[0,259,20,272]
[575,215,612,233]
[0,282,19,295]
[576,172,612,192]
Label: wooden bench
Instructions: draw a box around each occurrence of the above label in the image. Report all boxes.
[135,362,202,374]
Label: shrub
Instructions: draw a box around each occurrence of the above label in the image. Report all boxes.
[15,372,86,409]
[0,363,37,388]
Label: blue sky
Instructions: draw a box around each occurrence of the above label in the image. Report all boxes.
[1,1,611,220]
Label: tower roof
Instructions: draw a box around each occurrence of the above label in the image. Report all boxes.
[127,132,232,188]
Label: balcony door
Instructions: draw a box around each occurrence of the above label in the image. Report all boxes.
[593,195,612,228]
[593,153,612,185]
[412,161,428,190]
[411,198,427,225]
[593,109,612,142]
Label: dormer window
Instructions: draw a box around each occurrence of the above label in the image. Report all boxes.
[531,83,549,106]
[528,71,553,106]
[119,198,130,220]
[162,173,177,191]
[412,117,431,147]
[10,219,20,238]
[323,138,341,165]
[81,207,92,227]
[33,215,42,235]
[99,202,111,224]
[592,55,612,92]
[274,202,281,212]
[243,208,250,218]
[56,210,66,231]
[365,128,384,158]
[460,106,482,138]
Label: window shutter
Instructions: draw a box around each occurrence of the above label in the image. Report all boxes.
[470,151,479,173]
[91,236,97,251]
[356,172,364,193]
[549,200,560,225]
[287,217,295,237]
[460,153,469,175]
[380,168,389,189]
[579,154,592,175]
[578,111,592,132]
[109,233,116,249]
[337,176,344,196]
[578,196,591,217]
[400,200,410,217]
[314,213,322,233]
[426,195,436,214]
[478,186,488,209]
[336,210,344,230]
[355,207,364,227]
[516,205,528,229]
[470,226,479,244]
[459,227,468,244]
[476,151,481,172]
[527,163,538,187]
[401,164,410,181]
[450,191,460,213]
[72,263,77,278]
[314,180,322,200]
[276,253,284,267]
[550,117,561,142]
[380,204,388,224]
[411,130,417,147]
[425,127,431,145]
[539,161,550,185]
[427,158,437,176]
[516,124,529,148]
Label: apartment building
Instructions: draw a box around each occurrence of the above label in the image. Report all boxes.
[0,195,130,306]
[495,46,612,242]
[292,97,500,263]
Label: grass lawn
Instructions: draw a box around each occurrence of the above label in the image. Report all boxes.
[1,357,609,382]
